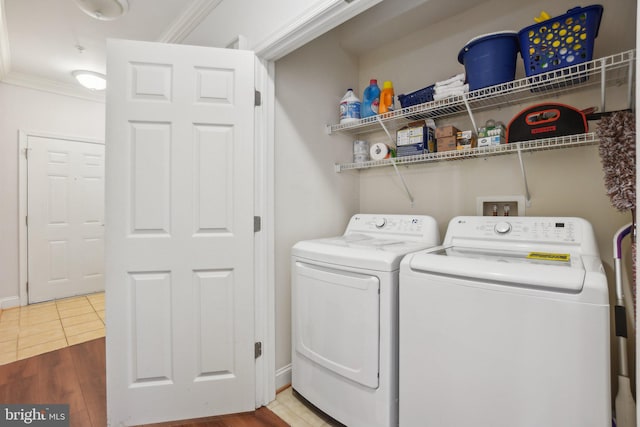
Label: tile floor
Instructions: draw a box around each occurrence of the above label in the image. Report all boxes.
[268,387,340,427]
[1,295,335,426]
[0,292,105,365]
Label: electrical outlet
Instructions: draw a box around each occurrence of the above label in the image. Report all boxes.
[476,196,526,216]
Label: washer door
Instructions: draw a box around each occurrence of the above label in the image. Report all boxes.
[293,261,380,389]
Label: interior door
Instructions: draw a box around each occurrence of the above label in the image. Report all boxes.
[27,136,105,304]
[105,39,255,426]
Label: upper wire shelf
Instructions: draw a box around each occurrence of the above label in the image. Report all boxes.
[327,49,635,136]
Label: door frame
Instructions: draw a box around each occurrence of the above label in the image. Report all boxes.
[250,0,383,407]
[17,130,105,307]
[254,57,276,406]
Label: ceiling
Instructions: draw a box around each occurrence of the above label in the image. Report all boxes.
[0,0,493,102]
[4,0,629,103]
[0,0,222,101]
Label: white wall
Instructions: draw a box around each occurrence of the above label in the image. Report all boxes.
[0,83,105,306]
[274,30,361,378]
[352,0,635,97]
[352,0,635,265]
[274,0,637,385]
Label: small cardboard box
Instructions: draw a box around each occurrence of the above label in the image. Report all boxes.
[396,127,422,146]
[478,135,506,147]
[397,125,434,147]
[456,130,473,140]
[437,135,457,152]
[456,130,477,150]
[435,125,460,139]
[457,139,477,150]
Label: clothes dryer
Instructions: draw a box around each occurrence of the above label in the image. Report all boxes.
[292,214,440,427]
[399,216,611,427]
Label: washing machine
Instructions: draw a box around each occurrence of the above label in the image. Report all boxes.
[399,216,611,427]
[291,213,440,427]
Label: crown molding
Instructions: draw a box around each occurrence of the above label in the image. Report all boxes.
[2,71,105,103]
[157,0,223,44]
[0,0,11,79]
[253,0,382,61]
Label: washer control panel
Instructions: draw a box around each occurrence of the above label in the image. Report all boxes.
[448,217,582,244]
[346,214,438,241]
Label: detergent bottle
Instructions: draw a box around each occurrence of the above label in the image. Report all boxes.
[379,81,395,114]
[361,79,381,118]
[339,88,361,123]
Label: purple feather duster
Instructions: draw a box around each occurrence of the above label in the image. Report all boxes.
[596,111,636,212]
[597,110,636,314]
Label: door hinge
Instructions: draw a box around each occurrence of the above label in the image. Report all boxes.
[254,90,261,106]
[254,216,261,233]
[24,148,28,159]
[25,216,28,226]
[255,341,262,359]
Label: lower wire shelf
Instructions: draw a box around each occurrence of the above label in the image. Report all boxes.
[334,132,599,172]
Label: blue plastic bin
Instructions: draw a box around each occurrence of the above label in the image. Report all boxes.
[458,31,520,91]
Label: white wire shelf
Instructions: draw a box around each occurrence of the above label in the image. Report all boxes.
[327,50,635,135]
[335,132,599,172]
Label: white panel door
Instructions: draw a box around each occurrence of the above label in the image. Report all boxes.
[27,136,105,304]
[105,39,255,426]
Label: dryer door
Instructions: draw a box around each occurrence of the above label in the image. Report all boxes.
[293,261,380,389]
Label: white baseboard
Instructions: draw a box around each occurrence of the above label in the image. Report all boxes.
[275,363,292,391]
[0,296,20,309]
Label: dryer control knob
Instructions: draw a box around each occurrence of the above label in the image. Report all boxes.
[494,222,512,234]
[375,218,387,229]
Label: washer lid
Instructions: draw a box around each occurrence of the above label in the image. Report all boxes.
[408,246,586,292]
[292,233,437,271]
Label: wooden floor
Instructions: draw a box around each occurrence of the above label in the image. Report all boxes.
[0,338,289,427]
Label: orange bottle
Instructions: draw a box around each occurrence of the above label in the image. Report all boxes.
[379,81,395,114]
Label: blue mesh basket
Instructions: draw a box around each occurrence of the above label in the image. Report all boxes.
[398,84,435,108]
[518,5,603,77]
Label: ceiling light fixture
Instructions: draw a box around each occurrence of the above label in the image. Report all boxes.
[72,0,130,21]
[72,70,107,91]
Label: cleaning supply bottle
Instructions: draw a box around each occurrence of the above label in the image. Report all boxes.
[339,88,361,124]
[379,81,395,114]
[361,79,380,118]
